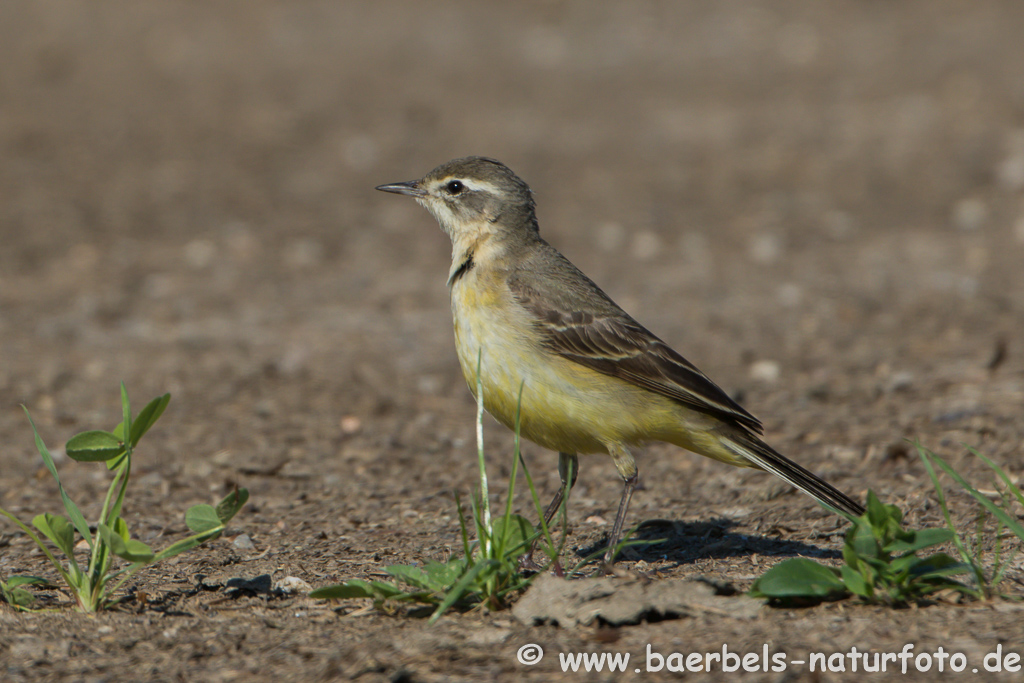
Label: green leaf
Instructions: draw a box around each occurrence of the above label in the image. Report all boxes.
[185,504,222,534]
[490,514,533,559]
[309,579,432,604]
[423,558,469,587]
[910,553,971,580]
[98,522,155,563]
[888,553,922,577]
[865,491,892,529]
[886,527,953,554]
[112,516,131,541]
[749,558,847,599]
[840,564,871,598]
[123,539,155,562]
[22,407,93,550]
[215,488,249,524]
[386,558,467,592]
[847,520,880,560]
[429,559,497,623]
[151,497,242,562]
[6,575,51,588]
[128,393,170,448]
[32,513,76,558]
[309,581,380,600]
[65,430,124,462]
[384,564,433,590]
[1,584,36,608]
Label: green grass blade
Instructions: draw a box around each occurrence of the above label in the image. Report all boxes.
[120,383,133,454]
[473,350,490,554]
[453,491,474,562]
[104,456,131,528]
[1,508,76,588]
[22,407,94,550]
[967,446,1024,510]
[917,444,975,560]
[496,382,526,563]
[516,451,555,558]
[926,451,1024,541]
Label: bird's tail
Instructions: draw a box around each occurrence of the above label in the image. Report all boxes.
[722,433,864,517]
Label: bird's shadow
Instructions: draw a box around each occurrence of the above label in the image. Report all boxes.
[575,517,843,570]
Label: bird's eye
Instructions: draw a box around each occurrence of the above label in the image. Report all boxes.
[445,180,464,195]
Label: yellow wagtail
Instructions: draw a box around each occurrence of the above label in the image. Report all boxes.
[377,156,863,564]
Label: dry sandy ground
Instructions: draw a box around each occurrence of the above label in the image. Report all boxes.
[2,2,1024,681]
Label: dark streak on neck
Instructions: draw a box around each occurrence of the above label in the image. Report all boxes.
[449,252,474,285]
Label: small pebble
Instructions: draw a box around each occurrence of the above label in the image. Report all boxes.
[749,359,781,383]
[340,415,362,434]
[232,534,255,550]
[274,576,312,595]
[885,371,914,393]
[749,233,782,265]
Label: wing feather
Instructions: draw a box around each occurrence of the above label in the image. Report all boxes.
[509,273,763,435]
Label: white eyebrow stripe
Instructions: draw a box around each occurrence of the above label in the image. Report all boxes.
[443,177,502,194]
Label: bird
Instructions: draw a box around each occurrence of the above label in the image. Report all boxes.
[376,156,863,565]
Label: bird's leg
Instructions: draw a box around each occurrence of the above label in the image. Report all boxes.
[542,452,579,526]
[519,452,578,573]
[603,444,638,566]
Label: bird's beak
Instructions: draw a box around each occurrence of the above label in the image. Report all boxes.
[375,180,426,198]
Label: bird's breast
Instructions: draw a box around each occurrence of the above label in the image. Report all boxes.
[447,268,681,455]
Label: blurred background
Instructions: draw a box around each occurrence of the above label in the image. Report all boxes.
[1,0,1023,551]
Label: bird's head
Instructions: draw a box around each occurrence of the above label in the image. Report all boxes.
[376,157,538,247]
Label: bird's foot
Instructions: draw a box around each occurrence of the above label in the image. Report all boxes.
[517,553,545,574]
[517,553,566,577]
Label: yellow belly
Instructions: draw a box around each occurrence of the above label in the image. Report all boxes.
[449,272,730,459]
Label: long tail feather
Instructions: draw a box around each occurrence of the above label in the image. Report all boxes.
[723,435,864,517]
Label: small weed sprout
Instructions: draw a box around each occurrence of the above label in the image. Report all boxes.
[752,442,1024,606]
[750,491,967,606]
[0,385,248,611]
